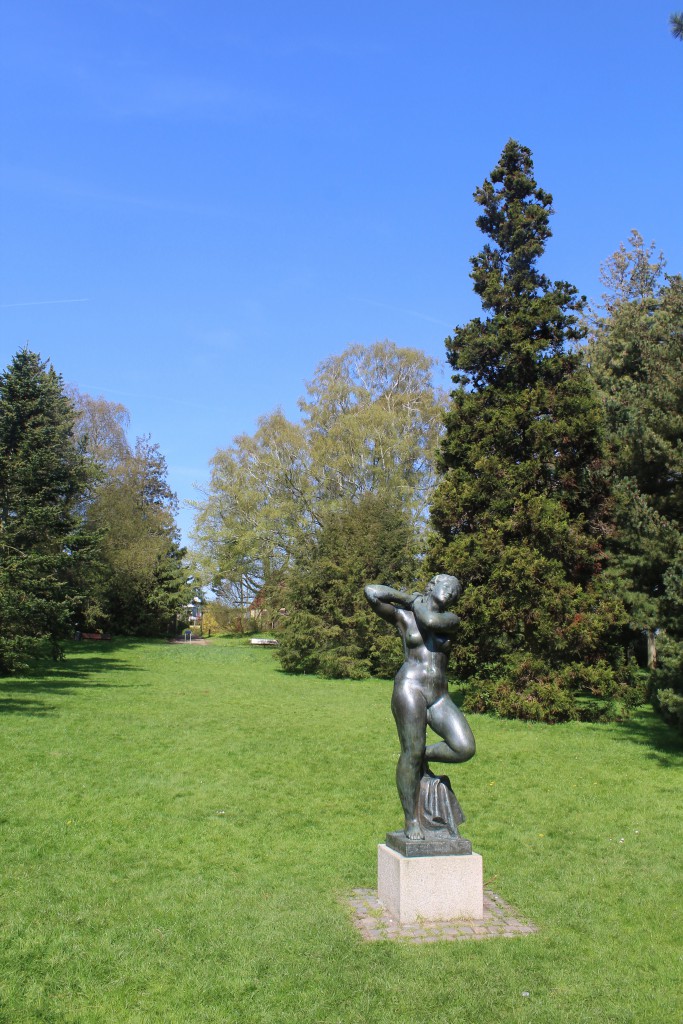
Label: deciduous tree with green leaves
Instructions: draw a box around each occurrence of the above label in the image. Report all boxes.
[190,410,310,628]
[429,140,634,722]
[0,349,90,672]
[84,434,190,635]
[299,342,442,519]
[191,341,443,640]
[70,390,191,635]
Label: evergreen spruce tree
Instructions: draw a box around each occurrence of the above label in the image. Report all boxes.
[429,141,634,721]
[0,349,90,672]
[277,491,416,679]
[586,234,683,729]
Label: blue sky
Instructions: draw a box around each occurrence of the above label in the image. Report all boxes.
[2,1,682,544]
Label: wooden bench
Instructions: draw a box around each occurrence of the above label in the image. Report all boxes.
[76,632,112,641]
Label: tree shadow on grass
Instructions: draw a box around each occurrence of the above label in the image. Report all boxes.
[609,707,683,768]
[0,638,144,716]
[0,696,58,716]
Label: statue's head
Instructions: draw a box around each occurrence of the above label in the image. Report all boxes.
[425,573,462,607]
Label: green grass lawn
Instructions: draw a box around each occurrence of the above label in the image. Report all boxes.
[1,637,681,1024]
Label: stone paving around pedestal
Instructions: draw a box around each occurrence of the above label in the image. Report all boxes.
[348,888,538,943]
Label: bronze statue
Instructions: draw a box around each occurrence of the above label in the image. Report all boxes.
[364,575,475,844]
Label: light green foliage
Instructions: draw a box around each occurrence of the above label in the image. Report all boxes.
[586,233,683,727]
[191,410,309,621]
[191,342,443,631]
[71,391,191,635]
[69,389,131,472]
[0,639,681,1023]
[299,342,442,516]
[92,438,189,635]
[430,141,633,721]
[198,602,228,634]
[0,350,90,672]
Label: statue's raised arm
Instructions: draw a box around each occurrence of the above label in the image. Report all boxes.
[363,584,421,624]
[412,594,460,635]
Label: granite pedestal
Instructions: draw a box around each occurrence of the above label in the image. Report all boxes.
[377,843,483,924]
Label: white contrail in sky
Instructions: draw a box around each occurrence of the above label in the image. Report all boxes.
[0,298,89,309]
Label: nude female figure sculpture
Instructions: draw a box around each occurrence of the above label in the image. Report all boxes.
[364,575,476,841]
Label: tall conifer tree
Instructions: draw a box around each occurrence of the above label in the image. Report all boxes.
[430,141,634,721]
[277,490,416,679]
[0,349,90,671]
[587,235,683,729]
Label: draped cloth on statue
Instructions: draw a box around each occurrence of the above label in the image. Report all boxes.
[385,770,475,856]
[418,769,465,837]
[385,769,472,856]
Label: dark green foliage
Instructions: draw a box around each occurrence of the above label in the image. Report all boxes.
[671,11,683,40]
[587,236,683,730]
[429,141,634,722]
[277,492,417,679]
[101,539,191,637]
[0,349,90,672]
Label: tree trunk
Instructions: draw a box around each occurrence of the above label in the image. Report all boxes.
[646,628,657,671]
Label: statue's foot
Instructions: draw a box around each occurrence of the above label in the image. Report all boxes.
[405,819,425,841]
